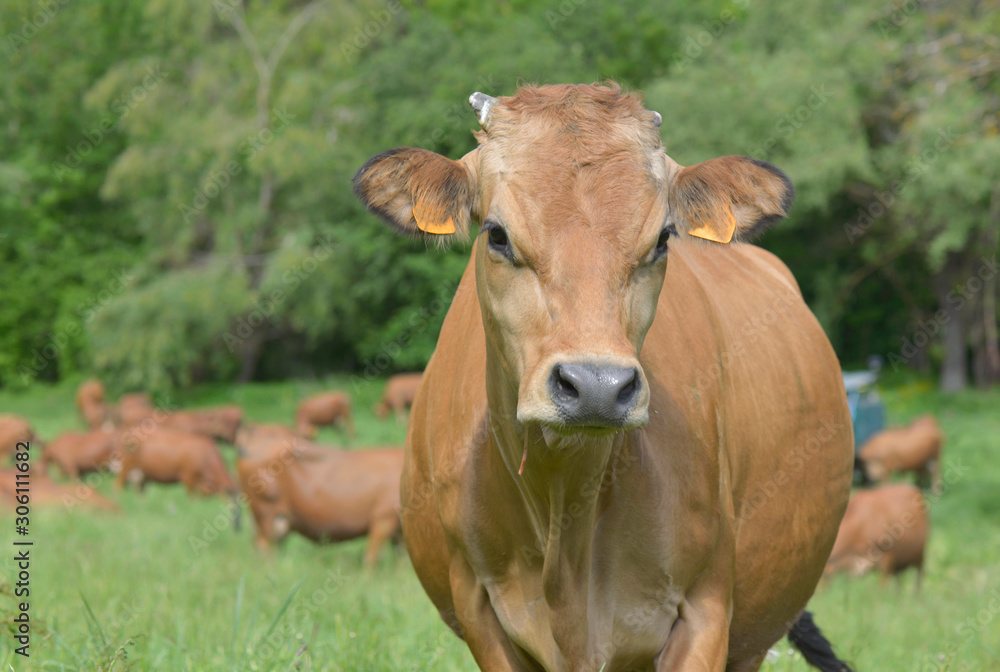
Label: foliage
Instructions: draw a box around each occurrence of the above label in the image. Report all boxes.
[1,0,998,392]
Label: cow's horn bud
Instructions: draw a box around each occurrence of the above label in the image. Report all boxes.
[651,111,662,128]
[469,92,497,129]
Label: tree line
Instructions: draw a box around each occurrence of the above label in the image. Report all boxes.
[1,0,997,394]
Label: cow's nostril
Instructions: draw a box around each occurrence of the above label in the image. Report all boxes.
[616,371,639,406]
[551,365,580,401]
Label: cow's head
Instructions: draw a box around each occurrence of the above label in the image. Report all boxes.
[354,83,793,436]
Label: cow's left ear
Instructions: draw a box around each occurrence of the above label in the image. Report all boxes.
[352,147,479,244]
[667,155,794,243]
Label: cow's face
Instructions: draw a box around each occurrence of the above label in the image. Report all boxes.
[354,84,793,436]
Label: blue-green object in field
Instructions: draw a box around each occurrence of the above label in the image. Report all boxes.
[842,370,885,454]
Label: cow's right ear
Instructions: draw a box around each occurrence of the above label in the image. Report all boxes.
[352,147,479,243]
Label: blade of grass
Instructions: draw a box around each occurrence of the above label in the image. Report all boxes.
[229,573,245,665]
[79,592,108,648]
[256,578,305,646]
[236,594,264,671]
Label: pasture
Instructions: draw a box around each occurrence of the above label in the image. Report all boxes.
[1,377,998,671]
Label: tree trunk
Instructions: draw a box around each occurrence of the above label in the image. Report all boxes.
[932,254,968,392]
[982,190,1000,386]
[236,328,267,384]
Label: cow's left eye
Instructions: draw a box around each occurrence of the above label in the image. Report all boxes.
[652,226,675,261]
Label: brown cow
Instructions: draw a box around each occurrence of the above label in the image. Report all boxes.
[295,392,356,440]
[117,427,236,496]
[76,379,110,429]
[0,414,37,462]
[42,429,118,479]
[1,468,119,513]
[374,373,422,422]
[236,424,402,567]
[353,83,855,671]
[115,392,155,427]
[162,405,243,444]
[824,484,928,590]
[858,415,943,494]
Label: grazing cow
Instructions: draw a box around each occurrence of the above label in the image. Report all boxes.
[295,392,356,440]
[374,372,422,422]
[162,405,244,444]
[353,83,855,671]
[824,484,928,589]
[117,427,236,497]
[115,392,156,427]
[858,415,943,494]
[0,414,37,461]
[76,379,110,429]
[42,429,118,479]
[236,424,403,567]
[1,468,119,513]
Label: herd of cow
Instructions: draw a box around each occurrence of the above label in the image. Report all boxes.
[1,82,957,671]
[0,373,423,565]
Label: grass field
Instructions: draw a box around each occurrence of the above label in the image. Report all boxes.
[1,377,998,671]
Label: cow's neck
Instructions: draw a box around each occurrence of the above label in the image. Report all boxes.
[480,372,635,604]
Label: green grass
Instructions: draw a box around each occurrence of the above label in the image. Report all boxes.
[1,378,999,670]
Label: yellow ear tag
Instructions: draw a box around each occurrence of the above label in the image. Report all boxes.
[413,200,456,235]
[687,205,736,244]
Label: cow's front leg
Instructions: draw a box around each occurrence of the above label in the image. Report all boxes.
[449,555,530,672]
[655,586,732,671]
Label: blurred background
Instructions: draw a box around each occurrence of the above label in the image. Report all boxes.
[1,1,999,671]
[2,0,999,395]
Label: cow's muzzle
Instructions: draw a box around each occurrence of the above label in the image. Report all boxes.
[548,362,643,429]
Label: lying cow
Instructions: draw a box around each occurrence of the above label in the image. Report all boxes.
[161,405,243,444]
[1,468,119,513]
[117,427,236,497]
[0,414,38,462]
[373,372,422,422]
[858,415,943,494]
[353,83,855,671]
[76,379,110,429]
[42,429,118,479]
[236,424,402,567]
[825,483,928,589]
[295,392,356,440]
